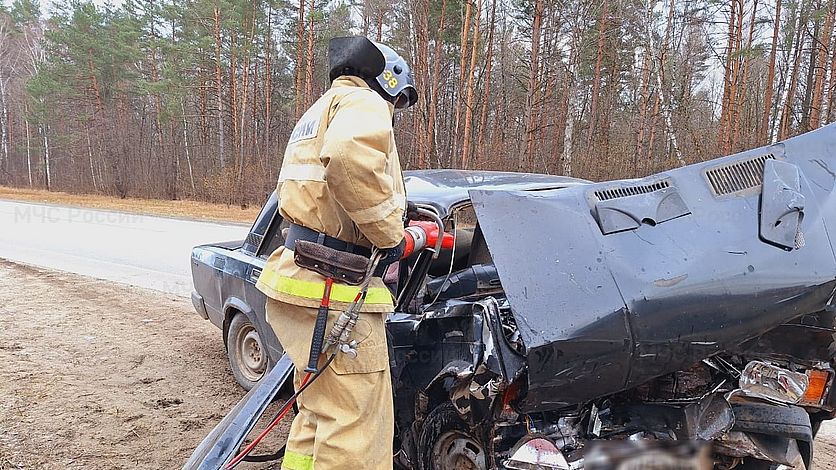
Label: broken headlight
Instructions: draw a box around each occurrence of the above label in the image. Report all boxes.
[738,361,809,404]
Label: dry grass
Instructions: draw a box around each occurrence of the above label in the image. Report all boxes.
[0,186,260,225]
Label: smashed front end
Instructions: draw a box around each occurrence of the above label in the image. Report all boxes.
[391,126,836,468]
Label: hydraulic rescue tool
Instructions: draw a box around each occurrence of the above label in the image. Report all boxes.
[192,206,448,470]
[323,207,449,360]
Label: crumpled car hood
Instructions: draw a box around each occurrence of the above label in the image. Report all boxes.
[471,125,836,412]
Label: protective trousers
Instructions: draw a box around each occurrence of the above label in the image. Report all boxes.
[266,298,394,470]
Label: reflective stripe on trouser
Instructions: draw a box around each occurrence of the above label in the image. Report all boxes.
[258,268,394,306]
[266,299,394,470]
[282,450,314,470]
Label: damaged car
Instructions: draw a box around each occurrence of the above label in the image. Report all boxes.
[187,125,836,469]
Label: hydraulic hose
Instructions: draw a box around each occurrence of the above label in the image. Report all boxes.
[225,352,337,469]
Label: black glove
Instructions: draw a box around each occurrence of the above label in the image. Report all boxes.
[405,200,420,221]
[374,238,405,277]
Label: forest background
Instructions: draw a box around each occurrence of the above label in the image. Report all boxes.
[0,0,830,205]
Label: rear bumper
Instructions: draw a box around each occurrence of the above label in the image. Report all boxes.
[191,291,209,320]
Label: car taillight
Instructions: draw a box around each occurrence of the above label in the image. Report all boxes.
[800,369,831,406]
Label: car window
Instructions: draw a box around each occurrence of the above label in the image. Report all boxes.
[243,193,278,255]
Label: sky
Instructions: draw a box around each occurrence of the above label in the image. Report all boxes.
[4,0,124,17]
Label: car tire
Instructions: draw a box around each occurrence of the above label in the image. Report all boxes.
[417,402,487,470]
[227,312,269,390]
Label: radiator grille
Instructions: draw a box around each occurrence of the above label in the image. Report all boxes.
[595,180,670,201]
[705,154,775,196]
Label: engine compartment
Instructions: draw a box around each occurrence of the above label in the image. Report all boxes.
[387,188,836,468]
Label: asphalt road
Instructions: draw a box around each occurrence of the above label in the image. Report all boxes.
[0,199,248,296]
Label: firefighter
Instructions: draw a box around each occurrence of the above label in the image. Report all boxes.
[255,37,436,470]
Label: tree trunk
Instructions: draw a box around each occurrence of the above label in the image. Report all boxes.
[562,38,580,177]
[295,0,306,118]
[762,0,782,142]
[214,7,226,167]
[264,4,273,164]
[362,0,370,36]
[732,0,758,151]
[801,0,820,130]
[635,4,653,167]
[736,0,758,148]
[304,0,315,109]
[414,0,430,168]
[476,0,497,153]
[426,0,448,168]
[779,0,808,139]
[171,119,182,200]
[718,0,738,154]
[586,0,609,154]
[87,52,104,115]
[648,0,684,166]
[237,19,254,196]
[729,0,745,152]
[460,0,482,169]
[0,77,9,178]
[827,25,836,121]
[41,124,50,191]
[230,32,239,194]
[521,0,543,170]
[86,125,97,191]
[453,0,473,162]
[200,80,208,146]
[181,100,196,194]
[809,0,835,129]
[148,45,170,198]
[25,105,32,187]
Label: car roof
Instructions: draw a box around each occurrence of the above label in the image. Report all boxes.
[403,169,589,213]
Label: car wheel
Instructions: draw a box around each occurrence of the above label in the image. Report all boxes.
[227,312,268,390]
[418,403,487,470]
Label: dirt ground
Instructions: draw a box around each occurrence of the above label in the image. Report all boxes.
[0,260,283,469]
[0,186,259,224]
[2,259,836,469]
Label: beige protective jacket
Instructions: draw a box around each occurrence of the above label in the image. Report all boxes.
[256,76,406,313]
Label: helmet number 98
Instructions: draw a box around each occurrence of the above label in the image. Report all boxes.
[382,70,398,89]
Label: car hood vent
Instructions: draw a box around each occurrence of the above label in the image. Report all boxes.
[595,180,670,201]
[705,153,775,196]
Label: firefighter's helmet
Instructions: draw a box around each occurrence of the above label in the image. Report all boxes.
[328,36,418,109]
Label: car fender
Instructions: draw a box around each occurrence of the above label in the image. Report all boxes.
[222,296,257,349]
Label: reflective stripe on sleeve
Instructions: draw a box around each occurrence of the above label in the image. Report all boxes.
[346,193,406,225]
[278,163,326,182]
[258,269,394,305]
[282,451,314,470]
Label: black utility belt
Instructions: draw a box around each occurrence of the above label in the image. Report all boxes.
[285,224,372,285]
[284,224,373,258]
